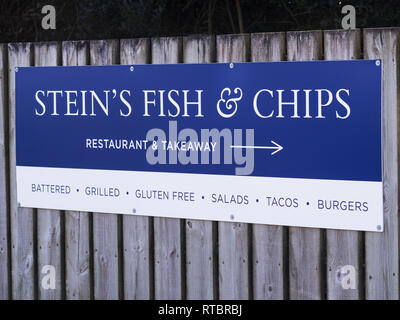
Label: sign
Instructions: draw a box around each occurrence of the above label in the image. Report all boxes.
[15,60,383,231]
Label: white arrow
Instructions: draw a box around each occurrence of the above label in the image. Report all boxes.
[230,140,283,155]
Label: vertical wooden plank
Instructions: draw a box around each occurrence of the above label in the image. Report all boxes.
[62,41,91,300]
[364,28,400,300]
[216,34,251,300]
[152,37,184,300]
[287,31,324,300]
[0,44,10,300]
[34,42,63,300]
[8,42,35,299]
[182,35,216,300]
[324,29,362,300]
[250,32,286,300]
[120,38,152,300]
[89,40,120,300]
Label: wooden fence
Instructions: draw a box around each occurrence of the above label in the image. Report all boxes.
[0,28,399,300]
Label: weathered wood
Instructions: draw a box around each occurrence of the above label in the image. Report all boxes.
[287,31,324,300]
[2,30,400,301]
[62,41,91,300]
[0,44,10,300]
[364,28,400,300]
[250,32,286,300]
[152,37,184,300]
[34,42,63,300]
[8,42,35,300]
[216,34,250,300]
[65,211,91,300]
[324,29,362,300]
[90,40,121,300]
[182,35,216,300]
[120,38,152,300]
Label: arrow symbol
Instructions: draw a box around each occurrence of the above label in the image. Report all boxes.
[230,140,283,155]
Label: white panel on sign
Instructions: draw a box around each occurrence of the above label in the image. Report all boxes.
[17,167,382,232]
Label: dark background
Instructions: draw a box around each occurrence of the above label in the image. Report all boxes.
[0,0,399,43]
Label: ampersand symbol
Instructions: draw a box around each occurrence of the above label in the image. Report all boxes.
[216,87,243,118]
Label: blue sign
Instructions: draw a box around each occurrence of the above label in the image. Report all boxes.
[15,60,383,231]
